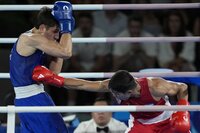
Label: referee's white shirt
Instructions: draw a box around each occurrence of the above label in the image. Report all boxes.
[74,118,127,133]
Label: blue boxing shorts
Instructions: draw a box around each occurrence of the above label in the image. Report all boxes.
[14,90,68,133]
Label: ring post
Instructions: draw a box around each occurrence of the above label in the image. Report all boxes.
[7,105,15,133]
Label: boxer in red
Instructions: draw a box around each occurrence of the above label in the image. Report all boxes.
[32,66,190,133]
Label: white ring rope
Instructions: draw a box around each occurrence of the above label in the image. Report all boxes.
[0,3,199,11]
[0,37,200,44]
[3,105,200,133]
[0,105,200,113]
[0,72,200,79]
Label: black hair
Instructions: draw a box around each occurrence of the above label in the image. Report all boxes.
[77,12,94,22]
[128,14,143,25]
[162,10,186,57]
[34,6,59,29]
[94,96,111,105]
[163,10,186,36]
[108,70,137,93]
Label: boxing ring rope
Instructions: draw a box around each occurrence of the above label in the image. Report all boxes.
[0,37,200,44]
[1,105,200,113]
[0,72,200,79]
[1,105,200,133]
[0,3,199,11]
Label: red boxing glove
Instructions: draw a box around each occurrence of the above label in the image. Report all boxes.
[32,65,64,87]
[170,99,190,133]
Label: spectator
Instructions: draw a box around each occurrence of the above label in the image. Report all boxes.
[74,97,127,133]
[141,11,162,36]
[112,15,157,72]
[70,12,109,72]
[158,11,195,71]
[130,0,162,36]
[193,17,200,70]
[93,0,127,37]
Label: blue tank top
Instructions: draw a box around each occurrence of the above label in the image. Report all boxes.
[10,39,45,87]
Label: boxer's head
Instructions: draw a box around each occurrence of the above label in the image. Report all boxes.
[34,7,59,41]
[109,70,141,100]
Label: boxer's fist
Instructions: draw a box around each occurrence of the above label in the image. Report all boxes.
[32,66,53,82]
[52,1,73,20]
[52,1,75,33]
[171,99,190,133]
[32,65,64,87]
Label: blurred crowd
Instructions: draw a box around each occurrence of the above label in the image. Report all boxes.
[0,0,200,126]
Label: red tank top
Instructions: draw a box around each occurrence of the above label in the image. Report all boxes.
[120,78,165,119]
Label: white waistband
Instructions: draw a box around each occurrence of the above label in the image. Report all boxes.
[137,110,173,124]
[14,84,45,99]
[137,101,173,124]
[125,100,173,133]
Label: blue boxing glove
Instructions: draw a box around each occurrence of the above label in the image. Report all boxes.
[52,1,75,34]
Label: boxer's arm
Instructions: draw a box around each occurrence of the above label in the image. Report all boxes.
[49,57,63,74]
[63,78,110,92]
[48,33,72,74]
[149,78,190,132]
[32,65,110,92]
[150,77,188,100]
[22,33,72,59]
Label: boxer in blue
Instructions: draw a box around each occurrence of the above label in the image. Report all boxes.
[9,1,74,133]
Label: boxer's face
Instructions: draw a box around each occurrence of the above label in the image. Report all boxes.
[111,90,131,100]
[39,24,59,41]
[128,80,141,98]
[44,25,60,41]
[111,81,141,100]
[92,101,112,126]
